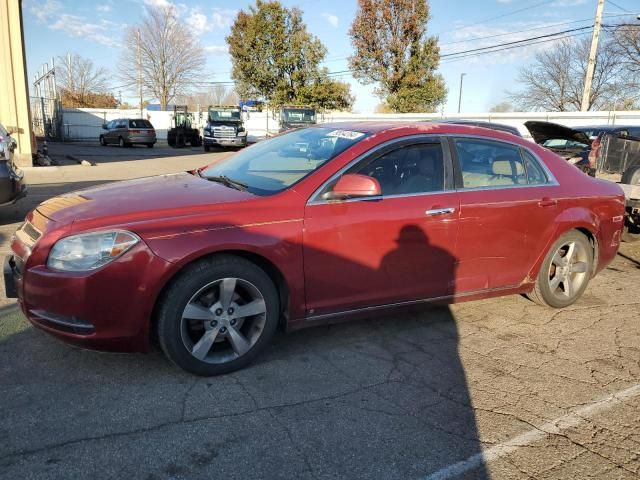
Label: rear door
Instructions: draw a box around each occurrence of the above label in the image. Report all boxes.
[303,137,460,317]
[451,137,559,292]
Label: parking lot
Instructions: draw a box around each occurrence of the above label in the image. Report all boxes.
[0,144,639,479]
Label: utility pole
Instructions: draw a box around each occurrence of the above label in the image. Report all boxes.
[581,0,605,111]
[458,73,466,114]
[137,29,143,117]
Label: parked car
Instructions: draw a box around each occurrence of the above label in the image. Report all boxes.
[439,119,522,137]
[524,121,595,175]
[0,123,26,207]
[99,118,156,148]
[5,122,625,375]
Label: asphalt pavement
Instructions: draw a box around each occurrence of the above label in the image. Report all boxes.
[0,144,638,479]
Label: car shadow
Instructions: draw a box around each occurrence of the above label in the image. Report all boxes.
[0,222,488,479]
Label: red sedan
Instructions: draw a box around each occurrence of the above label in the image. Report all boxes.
[5,123,625,375]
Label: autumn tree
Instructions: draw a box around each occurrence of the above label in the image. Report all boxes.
[118,5,205,109]
[56,53,112,107]
[509,37,634,111]
[348,0,446,113]
[226,0,353,109]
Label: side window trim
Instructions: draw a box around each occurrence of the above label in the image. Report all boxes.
[308,134,452,205]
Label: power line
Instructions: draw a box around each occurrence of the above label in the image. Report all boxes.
[608,0,631,13]
[442,25,593,58]
[440,31,593,64]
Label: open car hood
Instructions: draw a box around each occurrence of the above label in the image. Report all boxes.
[524,121,591,146]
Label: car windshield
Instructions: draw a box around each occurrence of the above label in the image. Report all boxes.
[199,127,369,195]
[209,109,241,121]
[282,109,316,123]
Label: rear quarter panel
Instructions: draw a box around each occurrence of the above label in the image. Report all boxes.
[527,145,625,278]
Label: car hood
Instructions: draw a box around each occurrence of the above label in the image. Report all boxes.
[35,172,255,226]
[524,121,591,146]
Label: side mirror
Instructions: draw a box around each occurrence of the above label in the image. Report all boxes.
[323,174,381,201]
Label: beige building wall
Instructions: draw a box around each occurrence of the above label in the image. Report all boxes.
[0,0,33,167]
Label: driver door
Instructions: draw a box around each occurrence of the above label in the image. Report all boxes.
[303,138,460,318]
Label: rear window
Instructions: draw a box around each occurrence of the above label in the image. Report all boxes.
[129,119,153,129]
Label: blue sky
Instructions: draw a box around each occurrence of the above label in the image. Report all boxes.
[22,0,640,113]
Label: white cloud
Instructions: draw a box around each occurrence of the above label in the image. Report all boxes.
[211,8,237,29]
[204,45,228,55]
[27,0,62,24]
[50,15,120,47]
[97,4,112,13]
[186,11,211,35]
[322,13,339,28]
[143,0,172,8]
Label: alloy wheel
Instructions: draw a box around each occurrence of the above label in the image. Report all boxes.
[547,240,590,301]
[180,277,267,364]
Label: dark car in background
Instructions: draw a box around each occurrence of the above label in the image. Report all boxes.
[99,118,156,148]
[279,106,317,133]
[574,125,640,141]
[203,106,248,151]
[0,123,26,207]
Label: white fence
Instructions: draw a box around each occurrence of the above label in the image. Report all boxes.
[60,107,640,142]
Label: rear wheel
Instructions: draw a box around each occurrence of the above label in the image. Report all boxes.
[621,165,640,186]
[119,136,127,148]
[157,255,279,376]
[99,135,106,146]
[527,231,593,308]
[146,143,154,148]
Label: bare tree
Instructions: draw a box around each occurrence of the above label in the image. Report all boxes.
[119,5,205,109]
[56,53,110,106]
[612,24,640,75]
[509,37,635,111]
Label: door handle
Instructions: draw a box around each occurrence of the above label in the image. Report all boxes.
[425,207,455,216]
[538,197,558,207]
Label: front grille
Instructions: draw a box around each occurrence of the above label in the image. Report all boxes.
[213,126,237,139]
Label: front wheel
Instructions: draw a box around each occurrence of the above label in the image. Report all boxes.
[527,231,593,308]
[146,143,154,148]
[157,255,280,376]
[119,137,127,148]
[99,136,106,146]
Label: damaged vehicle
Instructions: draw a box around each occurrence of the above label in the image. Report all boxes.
[524,121,594,175]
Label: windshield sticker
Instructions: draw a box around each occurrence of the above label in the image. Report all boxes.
[327,130,365,140]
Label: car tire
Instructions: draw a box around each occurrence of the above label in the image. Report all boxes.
[157,255,280,376]
[527,230,593,308]
[621,165,640,186]
[204,145,211,152]
[147,143,154,148]
[119,137,127,148]
[99,136,106,146]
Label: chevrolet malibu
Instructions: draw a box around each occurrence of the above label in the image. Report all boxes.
[5,123,625,375]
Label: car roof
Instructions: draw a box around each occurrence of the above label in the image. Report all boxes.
[315,121,530,143]
[437,119,522,136]
[575,125,636,130]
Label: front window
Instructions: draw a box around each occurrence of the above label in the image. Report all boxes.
[282,109,316,123]
[199,127,369,195]
[209,109,241,122]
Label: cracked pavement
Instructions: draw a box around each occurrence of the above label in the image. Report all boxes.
[0,147,639,479]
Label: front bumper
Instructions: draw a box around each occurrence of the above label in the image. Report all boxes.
[4,242,175,353]
[203,136,247,147]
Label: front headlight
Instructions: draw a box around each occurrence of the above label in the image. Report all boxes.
[47,230,139,272]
